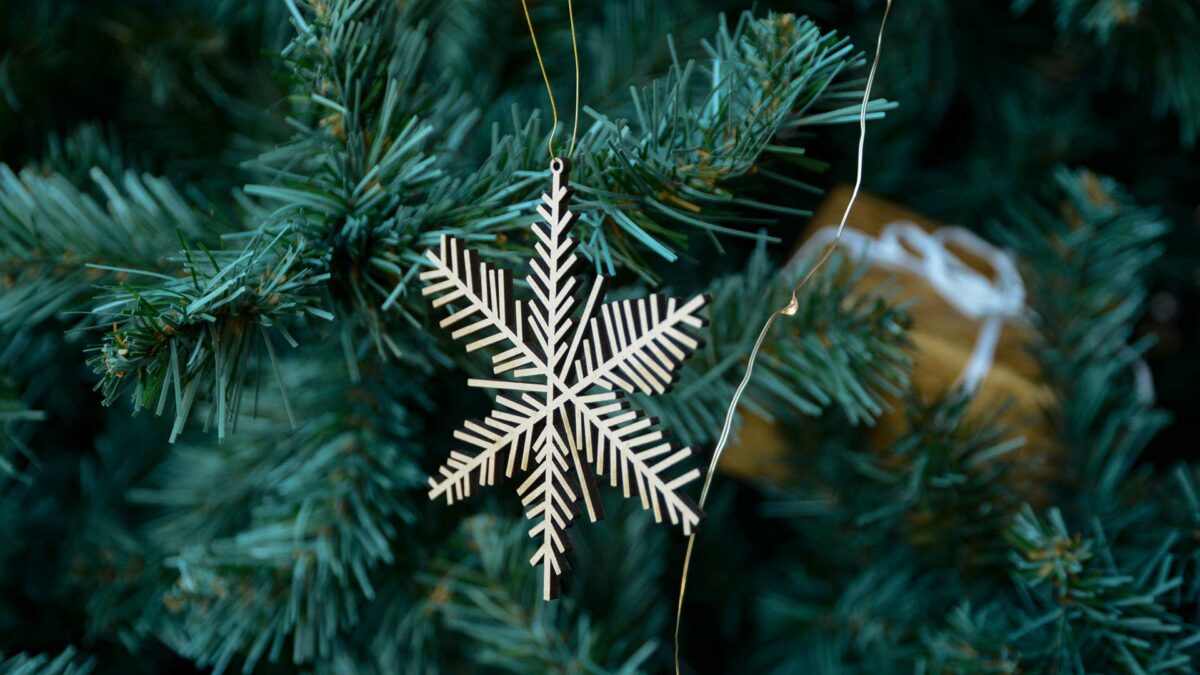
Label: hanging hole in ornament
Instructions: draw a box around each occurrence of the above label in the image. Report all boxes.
[551,157,566,174]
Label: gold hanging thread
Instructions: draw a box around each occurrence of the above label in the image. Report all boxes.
[520,0,581,159]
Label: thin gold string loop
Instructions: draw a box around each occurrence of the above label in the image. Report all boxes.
[567,0,580,157]
[519,0,582,159]
[673,2,894,672]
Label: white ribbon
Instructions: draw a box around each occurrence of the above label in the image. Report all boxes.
[791,221,1027,393]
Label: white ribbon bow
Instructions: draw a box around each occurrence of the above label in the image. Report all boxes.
[792,221,1027,393]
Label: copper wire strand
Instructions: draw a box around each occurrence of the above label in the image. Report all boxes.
[519,0,581,159]
[673,1,895,672]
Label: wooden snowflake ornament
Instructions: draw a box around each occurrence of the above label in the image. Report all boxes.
[419,157,708,599]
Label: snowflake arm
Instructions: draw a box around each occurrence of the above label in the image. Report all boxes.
[571,293,709,396]
[524,158,587,388]
[519,425,578,600]
[426,396,544,504]
[420,234,544,378]
[572,394,703,534]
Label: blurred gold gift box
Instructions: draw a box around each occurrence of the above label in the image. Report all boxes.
[718,186,1056,488]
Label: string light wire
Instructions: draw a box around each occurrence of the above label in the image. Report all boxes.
[673,2,894,671]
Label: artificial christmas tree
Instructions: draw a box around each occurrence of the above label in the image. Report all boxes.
[1,1,1198,673]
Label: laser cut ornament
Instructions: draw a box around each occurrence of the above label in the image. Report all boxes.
[420,157,707,600]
